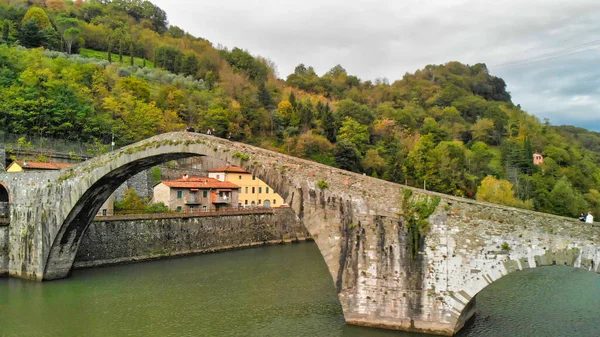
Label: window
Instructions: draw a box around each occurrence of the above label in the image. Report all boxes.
[273,199,276,205]
[202,206,207,212]
[259,187,262,194]
[176,206,182,211]
[203,190,208,198]
[239,175,242,180]
[252,175,256,180]
[245,200,248,205]
[266,187,270,194]
[245,187,248,193]
[102,209,107,216]
[258,199,262,205]
[252,187,255,194]
[177,190,183,198]
[216,174,220,180]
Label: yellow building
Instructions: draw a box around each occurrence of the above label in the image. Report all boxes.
[6,160,73,172]
[208,166,285,208]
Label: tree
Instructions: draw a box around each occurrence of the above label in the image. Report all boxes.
[334,139,362,172]
[1,21,9,43]
[471,118,495,144]
[19,19,44,48]
[45,0,66,11]
[337,117,370,153]
[115,188,147,212]
[362,149,386,177]
[63,26,81,55]
[21,7,51,29]
[547,176,587,217]
[476,175,532,209]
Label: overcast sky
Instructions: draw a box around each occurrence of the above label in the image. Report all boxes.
[151,0,600,131]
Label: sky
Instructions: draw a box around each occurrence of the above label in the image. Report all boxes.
[151,0,600,131]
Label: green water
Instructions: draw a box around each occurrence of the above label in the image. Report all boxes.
[0,243,599,337]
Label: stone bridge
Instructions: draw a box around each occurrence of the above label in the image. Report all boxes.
[0,132,598,336]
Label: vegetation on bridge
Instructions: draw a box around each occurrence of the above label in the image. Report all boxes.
[1,0,600,219]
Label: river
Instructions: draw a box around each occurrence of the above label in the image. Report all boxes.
[1,243,599,337]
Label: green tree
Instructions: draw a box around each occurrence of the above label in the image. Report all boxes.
[63,27,80,55]
[334,139,362,172]
[547,176,587,217]
[114,188,147,212]
[19,19,44,48]
[471,118,495,144]
[337,116,370,153]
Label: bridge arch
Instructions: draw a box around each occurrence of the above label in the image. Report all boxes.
[451,260,600,334]
[41,132,350,282]
[0,182,10,203]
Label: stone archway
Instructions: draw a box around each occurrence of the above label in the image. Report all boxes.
[40,132,351,282]
[0,183,10,219]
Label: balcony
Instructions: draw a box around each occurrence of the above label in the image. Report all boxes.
[212,195,232,204]
[185,197,202,205]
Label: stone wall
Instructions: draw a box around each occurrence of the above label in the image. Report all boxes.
[74,208,309,268]
[114,170,152,200]
[0,225,7,276]
[0,146,5,170]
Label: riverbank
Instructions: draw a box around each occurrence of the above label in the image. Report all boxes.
[74,208,311,269]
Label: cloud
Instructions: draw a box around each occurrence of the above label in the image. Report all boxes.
[151,0,600,130]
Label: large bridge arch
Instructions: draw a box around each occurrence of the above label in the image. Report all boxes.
[41,133,345,281]
[2,131,599,336]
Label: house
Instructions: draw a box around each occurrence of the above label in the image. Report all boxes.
[207,165,284,208]
[6,160,115,216]
[533,153,544,165]
[153,175,240,212]
[6,160,73,172]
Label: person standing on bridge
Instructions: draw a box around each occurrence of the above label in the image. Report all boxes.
[585,211,594,223]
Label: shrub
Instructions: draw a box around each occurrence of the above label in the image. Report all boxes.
[317,180,329,189]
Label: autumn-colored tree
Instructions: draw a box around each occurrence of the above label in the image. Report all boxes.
[476,176,532,209]
[45,0,66,11]
[21,7,51,29]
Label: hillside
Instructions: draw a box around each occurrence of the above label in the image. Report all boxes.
[0,0,599,219]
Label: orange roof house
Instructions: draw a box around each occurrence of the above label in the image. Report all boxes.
[153,175,241,212]
[6,160,73,172]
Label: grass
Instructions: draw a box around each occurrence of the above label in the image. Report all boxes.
[79,48,155,68]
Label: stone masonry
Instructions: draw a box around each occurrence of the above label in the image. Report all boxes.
[0,132,598,336]
[74,208,308,268]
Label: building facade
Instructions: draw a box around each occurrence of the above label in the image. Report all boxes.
[153,175,240,212]
[208,166,285,208]
[533,153,544,165]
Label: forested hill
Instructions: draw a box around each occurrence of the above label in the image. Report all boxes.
[0,0,598,219]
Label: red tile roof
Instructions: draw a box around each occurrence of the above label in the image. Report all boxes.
[15,161,73,170]
[207,165,249,174]
[161,176,240,189]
